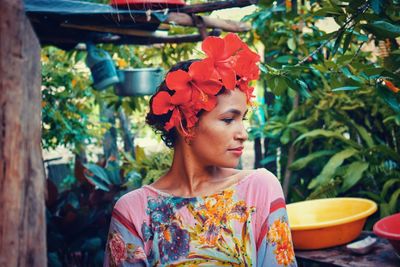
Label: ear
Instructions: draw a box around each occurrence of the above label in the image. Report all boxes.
[175,123,196,140]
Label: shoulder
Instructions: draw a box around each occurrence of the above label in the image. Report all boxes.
[239,168,285,206]
[243,168,283,193]
[114,187,150,214]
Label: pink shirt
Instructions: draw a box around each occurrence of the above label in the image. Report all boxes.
[104,168,297,266]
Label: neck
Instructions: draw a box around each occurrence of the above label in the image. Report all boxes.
[166,140,222,196]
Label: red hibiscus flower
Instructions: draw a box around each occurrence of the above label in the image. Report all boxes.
[237,78,255,103]
[202,33,244,90]
[108,232,126,265]
[152,91,174,115]
[166,59,222,105]
[155,59,222,132]
[235,47,260,81]
[150,34,260,134]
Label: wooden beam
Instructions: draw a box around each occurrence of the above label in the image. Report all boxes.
[172,0,258,14]
[60,12,250,34]
[61,23,167,37]
[166,12,250,32]
[0,0,46,266]
[38,29,221,46]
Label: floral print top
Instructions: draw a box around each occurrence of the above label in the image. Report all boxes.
[104,168,297,267]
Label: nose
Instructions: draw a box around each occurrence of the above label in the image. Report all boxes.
[235,122,248,142]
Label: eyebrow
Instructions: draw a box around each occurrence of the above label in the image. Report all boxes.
[221,109,248,116]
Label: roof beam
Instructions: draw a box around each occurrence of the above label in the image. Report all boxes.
[171,0,257,13]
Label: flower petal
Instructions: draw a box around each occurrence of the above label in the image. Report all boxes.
[165,108,181,131]
[201,95,217,111]
[166,70,192,91]
[152,91,173,115]
[217,65,237,90]
[202,36,225,60]
[188,59,214,82]
[195,80,222,95]
[221,33,243,59]
[171,88,192,105]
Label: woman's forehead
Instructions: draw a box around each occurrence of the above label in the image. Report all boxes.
[214,89,247,111]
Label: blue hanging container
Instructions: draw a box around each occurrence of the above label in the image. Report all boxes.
[115,68,164,97]
[86,43,119,90]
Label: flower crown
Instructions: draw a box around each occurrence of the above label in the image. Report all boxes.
[151,33,260,135]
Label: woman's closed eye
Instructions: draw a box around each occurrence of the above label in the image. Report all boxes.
[222,116,247,124]
[222,118,234,124]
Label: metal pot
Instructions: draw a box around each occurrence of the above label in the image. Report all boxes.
[115,68,164,97]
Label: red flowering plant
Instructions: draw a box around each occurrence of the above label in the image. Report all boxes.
[151,33,260,137]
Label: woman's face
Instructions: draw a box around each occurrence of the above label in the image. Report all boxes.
[190,88,248,168]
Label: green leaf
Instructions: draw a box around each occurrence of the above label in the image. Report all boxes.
[280,128,291,144]
[332,86,360,92]
[380,203,392,218]
[376,83,400,113]
[105,158,121,185]
[83,163,112,185]
[381,178,400,199]
[298,80,311,98]
[389,188,400,213]
[363,67,385,77]
[352,123,374,148]
[353,32,369,42]
[290,150,335,171]
[341,161,369,192]
[358,191,381,202]
[371,145,400,163]
[308,148,358,189]
[343,30,353,54]
[85,175,110,192]
[260,155,275,165]
[287,38,296,51]
[294,129,361,149]
[365,20,400,38]
[272,76,288,96]
[313,7,342,16]
[332,30,345,57]
[371,0,382,14]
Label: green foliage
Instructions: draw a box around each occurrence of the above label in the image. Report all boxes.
[46,149,170,266]
[246,0,400,222]
[121,146,173,186]
[41,47,106,151]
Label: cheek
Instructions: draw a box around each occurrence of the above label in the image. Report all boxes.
[193,125,227,150]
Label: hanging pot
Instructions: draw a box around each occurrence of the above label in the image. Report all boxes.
[115,68,164,97]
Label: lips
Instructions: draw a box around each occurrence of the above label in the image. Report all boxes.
[228,146,244,156]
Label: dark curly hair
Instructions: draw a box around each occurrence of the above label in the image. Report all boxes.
[146,60,227,148]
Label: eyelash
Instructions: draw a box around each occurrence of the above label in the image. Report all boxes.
[222,117,248,124]
[222,118,234,124]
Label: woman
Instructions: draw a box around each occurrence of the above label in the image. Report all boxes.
[104,34,297,267]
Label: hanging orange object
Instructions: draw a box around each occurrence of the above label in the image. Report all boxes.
[383,80,400,94]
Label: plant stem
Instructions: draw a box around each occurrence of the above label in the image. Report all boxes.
[296,1,370,66]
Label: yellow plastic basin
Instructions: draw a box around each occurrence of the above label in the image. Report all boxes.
[287,198,377,250]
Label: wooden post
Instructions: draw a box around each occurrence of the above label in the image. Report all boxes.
[0,1,46,266]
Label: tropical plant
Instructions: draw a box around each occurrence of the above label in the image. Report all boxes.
[245,0,400,221]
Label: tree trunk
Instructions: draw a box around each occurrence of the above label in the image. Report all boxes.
[282,93,299,198]
[100,103,118,162]
[254,137,262,169]
[0,1,46,266]
[118,108,135,159]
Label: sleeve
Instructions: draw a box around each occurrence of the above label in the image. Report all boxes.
[256,174,297,267]
[103,205,149,267]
